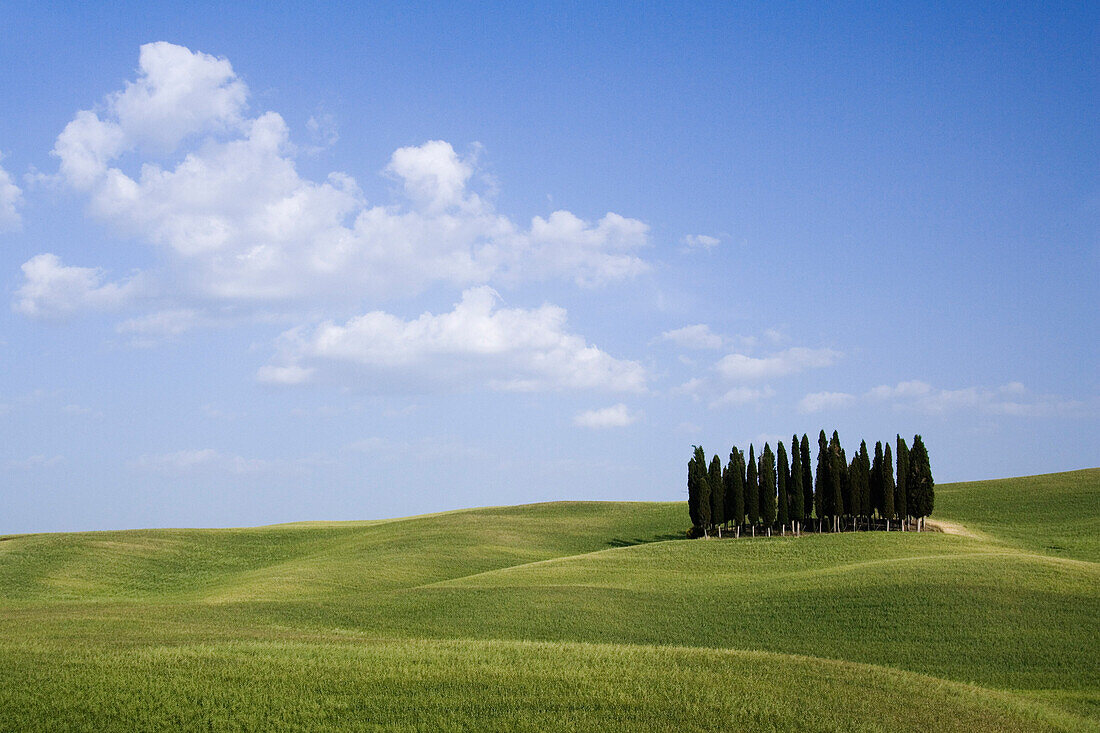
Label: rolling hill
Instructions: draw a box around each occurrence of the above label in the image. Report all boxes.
[1,469,1097,731]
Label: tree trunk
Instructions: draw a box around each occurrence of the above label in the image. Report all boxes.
[717,526,722,538]
[886,519,890,532]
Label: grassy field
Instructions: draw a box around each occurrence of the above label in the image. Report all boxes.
[1,469,1097,731]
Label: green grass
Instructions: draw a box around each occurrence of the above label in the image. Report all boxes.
[1,470,1097,730]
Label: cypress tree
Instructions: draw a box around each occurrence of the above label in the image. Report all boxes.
[746,444,759,530]
[882,442,896,529]
[789,435,804,531]
[687,447,702,533]
[709,454,725,534]
[691,446,711,535]
[728,447,746,533]
[815,430,829,529]
[896,435,909,529]
[907,435,934,528]
[848,454,861,528]
[800,434,813,520]
[859,440,872,526]
[761,443,777,535]
[829,431,846,530]
[777,441,790,533]
[871,441,885,519]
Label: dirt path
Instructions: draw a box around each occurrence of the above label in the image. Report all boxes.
[924,519,991,542]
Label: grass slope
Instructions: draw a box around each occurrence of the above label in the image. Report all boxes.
[1,470,1097,731]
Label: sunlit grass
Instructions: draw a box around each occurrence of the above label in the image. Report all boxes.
[0,470,1096,730]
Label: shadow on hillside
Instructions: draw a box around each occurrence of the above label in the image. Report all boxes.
[606,533,684,547]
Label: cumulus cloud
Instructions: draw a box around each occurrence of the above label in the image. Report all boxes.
[797,391,856,414]
[0,158,23,231]
[677,344,839,409]
[260,286,646,393]
[14,253,144,318]
[36,42,649,316]
[659,324,725,350]
[573,403,640,428]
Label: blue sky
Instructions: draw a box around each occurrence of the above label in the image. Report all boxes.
[1,2,1096,532]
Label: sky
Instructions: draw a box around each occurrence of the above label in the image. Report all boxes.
[0,2,1097,533]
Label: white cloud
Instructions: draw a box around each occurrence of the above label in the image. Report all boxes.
[573,403,640,428]
[40,42,650,316]
[387,139,477,212]
[712,385,775,407]
[716,347,841,381]
[130,448,270,474]
[261,285,646,393]
[867,380,1083,417]
[798,391,856,414]
[0,157,23,231]
[14,253,144,319]
[680,234,720,250]
[6,454,65,469]
[660,324,725,350]
[115,309,200,340]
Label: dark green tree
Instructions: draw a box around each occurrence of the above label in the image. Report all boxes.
[815,430,829,530]
[709,454,725,535]
[871,441,885,518]
[745,444,759,531]
[686,446,705,534]
[726,447,746,534]
[896,435,909,529]
[848,453,862,529]
[789,435,804,532]
[777,441,790,533]
[800,434,813,520]
[761,443,777,535]
[829,431,847,531]
[858,440,872,526]
[882,442,896,529]
[907,435,934,528]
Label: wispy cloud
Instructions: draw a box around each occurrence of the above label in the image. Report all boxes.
[573,403,640,428]
[798,379,1086,417]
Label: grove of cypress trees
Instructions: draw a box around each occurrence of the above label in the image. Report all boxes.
[896,435,909,530]
[746,444,759,533]
[907,435,934,529]
[709,454,725,536]
[761,443,777,536]
[815,430,829,530]
[882,442,896,530]
[777,441,790,534]
[800,434,813,520]
[789,435,804,533]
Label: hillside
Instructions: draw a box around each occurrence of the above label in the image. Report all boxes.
[1,470,1097,731]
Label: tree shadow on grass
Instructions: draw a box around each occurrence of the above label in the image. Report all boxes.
[606,533,684,547]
